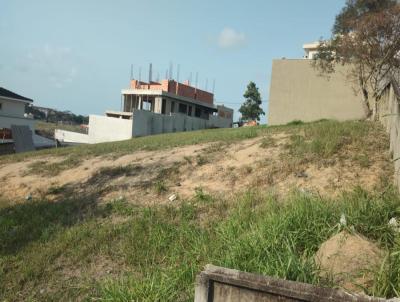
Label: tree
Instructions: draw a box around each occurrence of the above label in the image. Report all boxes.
[333,0,397,34]
[239,82,265,122]
[313,0,400,119]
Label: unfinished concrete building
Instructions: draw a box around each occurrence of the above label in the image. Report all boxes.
[121,79,217,120]
[55,79,233,144]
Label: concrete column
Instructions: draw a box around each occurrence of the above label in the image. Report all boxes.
[130,95,133,112]
[139,96,143,110]
[166,98,172,115]
[153,97,162,114]
[122,94,127,112]
[194,274,209,302]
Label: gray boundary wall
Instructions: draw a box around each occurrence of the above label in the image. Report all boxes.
[55,111,232,144]
[195,265,389,302]
[377,75,400,188]
[131,110,230,137]
[268,60,366,125]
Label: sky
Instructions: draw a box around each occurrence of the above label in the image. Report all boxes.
[0,0,346,124]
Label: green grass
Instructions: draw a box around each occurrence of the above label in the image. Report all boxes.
[1,187,400,301]
[284,120,383,160]
[0,120,383,171]
[1,125,265,165]
[0,119,395,300]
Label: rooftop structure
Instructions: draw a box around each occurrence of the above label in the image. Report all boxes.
[303,41,320,60]
[121,79,217,120]
[0,87,34,103]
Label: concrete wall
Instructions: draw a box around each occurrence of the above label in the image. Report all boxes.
[131,110,230,137]
[55,110,232,144]
[55,129,90,144]
[195,265,386,302]
[268,60,366,125]
[0,114,35,131]
[377,77,400,188]
[209,115,232,128]
[88,115,133,143]
[131,110,153,137]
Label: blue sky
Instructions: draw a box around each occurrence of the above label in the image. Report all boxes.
[0,0,345,123]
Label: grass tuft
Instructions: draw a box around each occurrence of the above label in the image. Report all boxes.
[260,136,277,148]
[154,180,168,194]
[25,156,82,176]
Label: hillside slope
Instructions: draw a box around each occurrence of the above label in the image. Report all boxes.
[0,120,392,205]
[0,120,399,301]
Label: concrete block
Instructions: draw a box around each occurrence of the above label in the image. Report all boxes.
[152,113,163,135]
[163,115,174,133]
[195,265,387,302]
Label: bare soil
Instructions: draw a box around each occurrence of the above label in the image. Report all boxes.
[0,131,392,206]
[315,231,385,294]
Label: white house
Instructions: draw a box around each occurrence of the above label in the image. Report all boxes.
[0,87,54,153]
[0,87,35,131]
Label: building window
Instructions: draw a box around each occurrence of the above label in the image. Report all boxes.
[171,101,175,113]
[142,100,152,111]
[178,103,187,114]
[188,106,192,116]
[0,103,2,111]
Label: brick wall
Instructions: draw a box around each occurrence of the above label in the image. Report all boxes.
[129,79,214,105]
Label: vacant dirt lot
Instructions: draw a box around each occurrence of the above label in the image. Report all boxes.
[0,128,392,207]
[1,121,399,301]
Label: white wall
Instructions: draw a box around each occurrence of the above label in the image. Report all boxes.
[55,129,90,144]
[88,115,133,143]
[56,115,134,144]
[0,98,27,117]
[0,115,35,131]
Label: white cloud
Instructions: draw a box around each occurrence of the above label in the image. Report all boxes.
[16,44,78,89]
[218,27,246,49]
